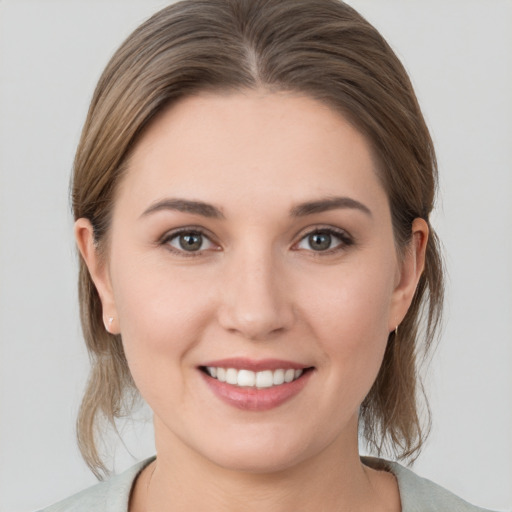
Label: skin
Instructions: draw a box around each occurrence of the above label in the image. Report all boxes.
[76,90,428,511]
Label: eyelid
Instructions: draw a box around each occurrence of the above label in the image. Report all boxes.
[292,225,354,254]
[160,226,220,256]
[158,224,354,257]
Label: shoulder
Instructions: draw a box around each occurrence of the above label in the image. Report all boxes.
[37,458,155,512]
[362,457,496,512]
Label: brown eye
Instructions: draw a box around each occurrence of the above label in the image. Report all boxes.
[295,228,353,253]
[179,233,203,251]
[308,232,332,251]
[166,230,215,253]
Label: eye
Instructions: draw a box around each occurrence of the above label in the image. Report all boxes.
[295,228,352,253]
[163,229,217,254]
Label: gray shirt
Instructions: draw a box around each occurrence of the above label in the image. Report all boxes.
[38,456,494,512]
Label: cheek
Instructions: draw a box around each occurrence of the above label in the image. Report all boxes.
[109,255,215,391]
[299,257,396,391]
[303,256,395,337]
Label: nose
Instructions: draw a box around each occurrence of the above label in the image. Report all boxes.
[217,249,295,341]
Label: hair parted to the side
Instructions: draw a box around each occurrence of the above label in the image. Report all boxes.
[73,0,443,479]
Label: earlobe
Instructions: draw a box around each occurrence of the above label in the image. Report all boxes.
[389,218,429,331]
[74,218,119,334]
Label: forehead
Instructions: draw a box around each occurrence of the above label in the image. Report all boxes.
[117,90,388,218]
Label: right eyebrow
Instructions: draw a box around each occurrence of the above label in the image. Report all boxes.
[290,196,372,217]
[140,198,225,219]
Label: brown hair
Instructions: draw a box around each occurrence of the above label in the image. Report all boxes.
[73,0,443,478]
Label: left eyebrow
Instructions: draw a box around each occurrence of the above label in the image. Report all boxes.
[289,196,372,217]
[140,198,225,219]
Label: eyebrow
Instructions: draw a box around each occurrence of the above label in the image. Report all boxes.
[141,198,225,219]
[140,195,372,219]
[290,196,372,217]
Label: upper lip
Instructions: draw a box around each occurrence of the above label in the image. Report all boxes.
[200,358,310,372]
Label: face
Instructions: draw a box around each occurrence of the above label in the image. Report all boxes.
[77,91,426,473]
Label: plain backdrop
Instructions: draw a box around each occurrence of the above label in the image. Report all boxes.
[0,1,511,511]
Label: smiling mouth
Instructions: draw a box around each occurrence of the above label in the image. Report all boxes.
[200,366,312,389]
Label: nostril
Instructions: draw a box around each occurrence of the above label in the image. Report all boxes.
[215,259,295,339]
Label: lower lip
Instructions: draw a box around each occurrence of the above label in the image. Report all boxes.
[200,370,313,411]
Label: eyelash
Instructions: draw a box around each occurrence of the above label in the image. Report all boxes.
[160,227,218,258]
[160,226,354,258]
[293,226,354,256]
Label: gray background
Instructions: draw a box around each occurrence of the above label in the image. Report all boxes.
[0,1,511,511]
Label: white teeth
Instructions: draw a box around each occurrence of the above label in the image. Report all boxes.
[237,369,255,387]
[226,368,238,385]
[273,369,285,385]
[205,366,305,388]
[284,369,295,383]
[256,370,273,388]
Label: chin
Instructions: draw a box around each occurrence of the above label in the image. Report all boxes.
[190,424,325,475]
[206,445,308,475]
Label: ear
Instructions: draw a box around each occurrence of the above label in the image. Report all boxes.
[74,218,119,334]
[389,218,429,331]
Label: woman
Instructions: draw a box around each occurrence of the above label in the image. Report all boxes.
[38,0,495,510]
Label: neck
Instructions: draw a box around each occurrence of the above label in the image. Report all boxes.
[131,418,399,512]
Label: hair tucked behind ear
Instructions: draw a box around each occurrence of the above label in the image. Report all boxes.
[73,0,443,478]
[360,227,444,460]
[75,262,138,479]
